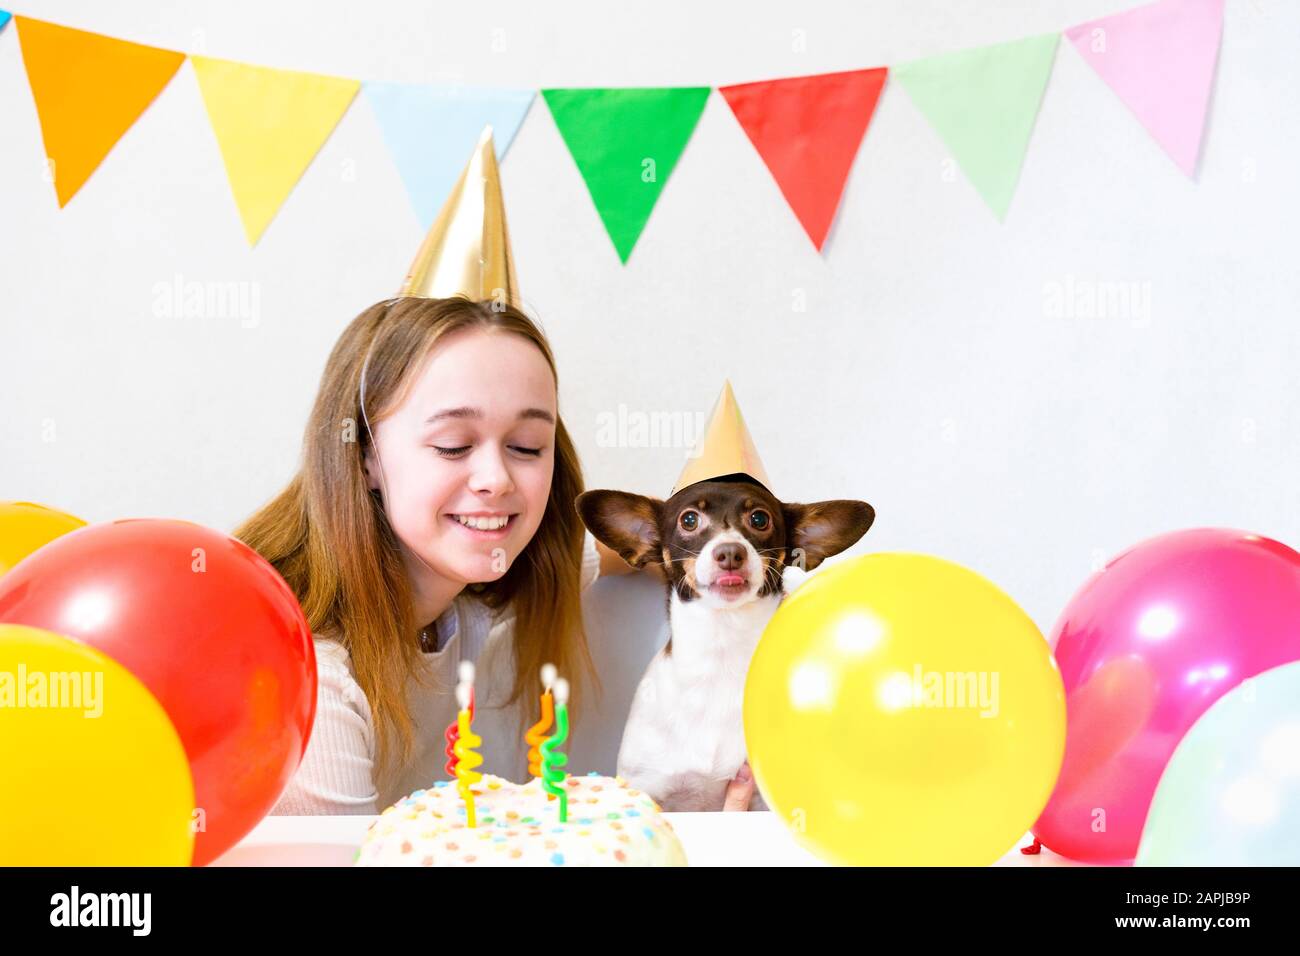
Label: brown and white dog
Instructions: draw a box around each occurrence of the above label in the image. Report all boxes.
[577,477,874,811]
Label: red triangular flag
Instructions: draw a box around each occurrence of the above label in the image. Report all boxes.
[719,68,887,250]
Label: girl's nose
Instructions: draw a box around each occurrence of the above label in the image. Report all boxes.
[469,447,515,497]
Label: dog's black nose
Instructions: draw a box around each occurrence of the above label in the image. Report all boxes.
[713,542,747,570]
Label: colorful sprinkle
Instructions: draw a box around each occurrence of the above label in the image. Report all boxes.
[358,774,683,867]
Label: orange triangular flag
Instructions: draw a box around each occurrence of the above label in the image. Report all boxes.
[15,17,185,207]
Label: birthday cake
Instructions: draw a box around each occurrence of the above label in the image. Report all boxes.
[353,772,688,867]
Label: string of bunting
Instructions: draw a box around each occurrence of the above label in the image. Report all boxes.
[0,0,1224,256]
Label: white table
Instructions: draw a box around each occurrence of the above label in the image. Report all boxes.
[211,814,1091,867]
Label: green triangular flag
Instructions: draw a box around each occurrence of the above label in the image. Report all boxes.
[894,33,1058,221]
[542,87,711,262]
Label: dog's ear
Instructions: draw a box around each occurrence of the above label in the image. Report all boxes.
[782,500,875,571]
[575,491,666,569]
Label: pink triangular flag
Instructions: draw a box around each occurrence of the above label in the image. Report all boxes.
[1065,0,1224,178]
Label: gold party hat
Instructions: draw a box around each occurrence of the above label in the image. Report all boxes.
[672,381,772,495]
[397,124,520,305]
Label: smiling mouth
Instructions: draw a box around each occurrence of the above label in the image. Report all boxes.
[447,514,516,532]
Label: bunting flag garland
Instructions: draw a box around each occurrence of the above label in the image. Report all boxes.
[893,33,1059,221]
[541,87,711,263]
[14,16,185,208]
[2,5,1229,252]
[1065,0,1224,178]
[719,67,887,251]
[190,56,360,245]
[365,83,534,229]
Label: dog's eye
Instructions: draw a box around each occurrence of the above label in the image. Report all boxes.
[749,510,771,530]
[679,511,699,531]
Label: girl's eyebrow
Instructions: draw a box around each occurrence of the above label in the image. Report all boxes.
[424,407,555,425]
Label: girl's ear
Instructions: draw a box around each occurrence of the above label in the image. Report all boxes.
[782,500,875,570]
[363,447,382,493]
[575,491,665,568]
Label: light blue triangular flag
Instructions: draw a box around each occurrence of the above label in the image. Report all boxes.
[0,10,12,32]
[365,84,535,228]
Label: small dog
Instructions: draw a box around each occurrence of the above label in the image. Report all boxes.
[578,478,874,811]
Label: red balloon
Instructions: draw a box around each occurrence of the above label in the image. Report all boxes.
[0,518,315,866]
[1033,528,1300,862]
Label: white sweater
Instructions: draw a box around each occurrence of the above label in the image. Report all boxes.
[270,534,602,815]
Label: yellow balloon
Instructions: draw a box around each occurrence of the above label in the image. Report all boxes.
[0,501,87,577]
[0,624,196,865]
[745,553,1066,866]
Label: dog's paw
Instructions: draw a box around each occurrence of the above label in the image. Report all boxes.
[782,564,811,593]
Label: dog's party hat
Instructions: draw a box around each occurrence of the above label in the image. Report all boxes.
[397,124,520,306]
[672,381,772,495]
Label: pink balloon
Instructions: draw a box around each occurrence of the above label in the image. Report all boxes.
[1033,528,1300,863]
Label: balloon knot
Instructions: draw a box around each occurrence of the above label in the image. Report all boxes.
[1019,837,1043,855]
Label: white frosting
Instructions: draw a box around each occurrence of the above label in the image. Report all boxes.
[354,772,688,867]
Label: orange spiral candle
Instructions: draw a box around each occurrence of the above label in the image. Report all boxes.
[525,663,556,790]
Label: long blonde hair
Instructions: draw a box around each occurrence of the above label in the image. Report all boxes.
[235,295,597,781]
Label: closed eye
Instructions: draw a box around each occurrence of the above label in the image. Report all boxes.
[433,444,545,459]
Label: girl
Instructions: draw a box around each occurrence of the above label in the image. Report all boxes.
[237,294,758,814]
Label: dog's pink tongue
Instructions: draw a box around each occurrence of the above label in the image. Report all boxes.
[716,573,746,587]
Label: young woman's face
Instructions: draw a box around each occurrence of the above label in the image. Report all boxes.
[363,327,557,595]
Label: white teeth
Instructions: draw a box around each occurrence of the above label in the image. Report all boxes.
[453,514,509,530]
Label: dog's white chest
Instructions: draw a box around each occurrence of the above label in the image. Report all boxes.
[616,593,779,811]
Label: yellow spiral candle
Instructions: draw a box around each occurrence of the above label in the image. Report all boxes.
[453,676,483,828]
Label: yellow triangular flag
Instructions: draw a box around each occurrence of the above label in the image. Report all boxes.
[673,381,771,495]
[191,56,359,244]
[15,17,185,207]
